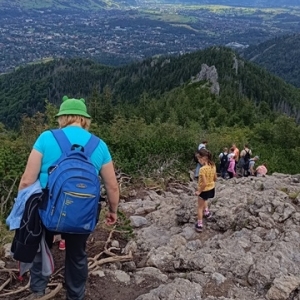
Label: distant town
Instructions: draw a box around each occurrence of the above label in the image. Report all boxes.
[1,5,300,73]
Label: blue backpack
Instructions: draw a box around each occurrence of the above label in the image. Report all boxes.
[39,129,101,234]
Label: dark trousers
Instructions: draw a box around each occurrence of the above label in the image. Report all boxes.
[220,166,227,179]
[30,232,89,300]
[227,171,234,178]
[243,168,250,177]
[63,233,90,300]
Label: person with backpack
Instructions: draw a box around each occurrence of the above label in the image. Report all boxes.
[194,140,208,180]
[194,148,217,232]
[219,147,229,179]
[17,96,120,300]
[239,144,252,177]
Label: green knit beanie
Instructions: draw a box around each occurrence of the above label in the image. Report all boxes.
[55,96,91,118]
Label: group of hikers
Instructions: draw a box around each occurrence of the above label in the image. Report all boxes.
[194,140,268,180]
[218,143,267,179]
[193,140,268,233]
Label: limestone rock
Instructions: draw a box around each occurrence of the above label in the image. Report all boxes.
[266,275,300,300]
[191,64,220,95]
[135,278,202,300]
[115,173,300,299]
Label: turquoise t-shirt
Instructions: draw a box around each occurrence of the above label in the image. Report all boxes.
[33,126,112,188]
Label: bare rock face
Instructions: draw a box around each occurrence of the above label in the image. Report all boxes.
[233,55,239,75]
[118,173,300,299]
[266,275,300,300]
[191,64,220,95]
[136,278,203,300]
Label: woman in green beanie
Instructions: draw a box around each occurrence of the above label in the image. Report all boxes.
[18,96,120,300]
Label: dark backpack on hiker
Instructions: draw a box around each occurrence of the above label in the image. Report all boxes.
[220,153,229,169]
[243,150,251,170]
[39,129,101,234]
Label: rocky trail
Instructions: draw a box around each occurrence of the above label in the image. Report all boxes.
[1,173,300,300]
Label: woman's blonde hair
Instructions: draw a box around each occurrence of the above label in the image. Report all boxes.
[57,115,91,130]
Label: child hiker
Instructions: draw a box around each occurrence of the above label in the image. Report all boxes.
[227,147,236,178]
[194,148,217,232]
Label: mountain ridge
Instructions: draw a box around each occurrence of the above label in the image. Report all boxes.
[243,34,300,88]
[0,46,299,190]
[0,47,300,128]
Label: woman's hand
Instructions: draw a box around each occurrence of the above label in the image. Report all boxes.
[105,212,118,225]
[195,191,201,196]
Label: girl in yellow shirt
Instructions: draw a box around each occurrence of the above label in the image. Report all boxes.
[194,148,217,232]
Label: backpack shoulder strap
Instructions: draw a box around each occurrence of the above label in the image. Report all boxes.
[51,129,72,153]
[84,134,101,157]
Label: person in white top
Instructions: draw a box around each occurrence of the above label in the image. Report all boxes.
[198,141,207,150]
[194,140,208,179]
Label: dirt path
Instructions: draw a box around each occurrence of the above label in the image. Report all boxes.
[0,226,159,300]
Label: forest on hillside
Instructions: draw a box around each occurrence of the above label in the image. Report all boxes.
[0,47,299,217]
[1,47,300,127]
[243,34,300,88]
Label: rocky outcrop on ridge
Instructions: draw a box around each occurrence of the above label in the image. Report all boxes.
[191,64,220,95]
[120,173,300,300]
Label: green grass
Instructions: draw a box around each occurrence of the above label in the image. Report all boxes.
[289,191,300,200]
[139,4,300,31]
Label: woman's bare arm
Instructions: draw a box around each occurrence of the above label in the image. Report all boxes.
[100,161,119,213]
[18,149,42,191]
